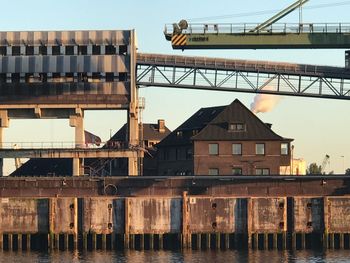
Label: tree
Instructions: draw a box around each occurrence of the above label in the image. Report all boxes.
[306,163,322,175]
[345,168,350,175]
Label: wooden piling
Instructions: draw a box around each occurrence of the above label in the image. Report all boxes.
[149,234,154,250]
[92,233,97,250]
[329,233,334,249]
[340,233,344,249]
[282,232,287,250]
[253,233,258,249]
[124,198,130,249]
[273,233,277,249]
[8,234,13,251]
[0,233,3,251]
[225,234,229,249]
[159,234,163,250]
[301,233,306,249]
[182,191,190,249]
[292,233,296,250]
[64,234,69,250]
[264,233,268,250]
[18,234,22,250]
[83,233,88,250]
[139,234,144,250]
[216,233,220,249]
[55,234,59,250]
[26,234,31,250]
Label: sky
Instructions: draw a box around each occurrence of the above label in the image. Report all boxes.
[1,0,350,174]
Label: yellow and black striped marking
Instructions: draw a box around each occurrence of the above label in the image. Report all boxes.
[172,34,187,47]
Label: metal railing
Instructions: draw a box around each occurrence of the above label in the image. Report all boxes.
[0,141,130,150]
[165,23,350,35]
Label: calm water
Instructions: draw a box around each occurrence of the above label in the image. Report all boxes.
[0,250,349,263]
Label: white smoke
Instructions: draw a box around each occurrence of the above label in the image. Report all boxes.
[250,91,281,114]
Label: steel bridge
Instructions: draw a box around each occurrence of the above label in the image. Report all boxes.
[137,53,350,100]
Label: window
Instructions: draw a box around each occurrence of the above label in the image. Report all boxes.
[25,46,34,55]
[209,143,219,155]
[78,45,87,55]
[119,45,127,55]
[119,72,128,81]
[256,143,265,155]
[186,148,192,160]
[176,131,183,138]
[232,168,242,175]
[209,168,219,176]
[256,168,270,175]
[281,143,289,155]
[229,123,246,132]
[52,46,61,55]
[92,45,101,55]
[232,143,242,155]
[39,46,47,55]
[0,46,6,56]
[105,45,116,55]
[65,45,75,55]
[105,73,114,82]
[12,46,20,56]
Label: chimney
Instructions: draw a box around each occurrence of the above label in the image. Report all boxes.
[158,119,165,133]
[265,123,272,129]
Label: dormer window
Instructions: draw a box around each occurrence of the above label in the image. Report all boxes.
[229,123,246,132]
[176,131,183,137]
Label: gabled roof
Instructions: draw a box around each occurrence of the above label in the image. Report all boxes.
[157,105,226,146]
[158,99,292,147]
[193,99,292,141]
[110,123,171,142]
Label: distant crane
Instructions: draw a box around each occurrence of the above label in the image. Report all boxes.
[321,154,330,174]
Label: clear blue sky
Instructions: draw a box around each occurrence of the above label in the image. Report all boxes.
[2,0,350,174]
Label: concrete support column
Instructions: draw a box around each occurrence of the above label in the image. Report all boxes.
[182,191,190,248]
[124,198,130,249]
[69,111,85,177]
[128,29,139,177]
[0,110,9,177]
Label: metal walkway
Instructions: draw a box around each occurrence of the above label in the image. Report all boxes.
[164,23,350,49]
[137,53,350,100]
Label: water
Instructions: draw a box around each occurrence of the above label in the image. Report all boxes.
[0,250,350,263]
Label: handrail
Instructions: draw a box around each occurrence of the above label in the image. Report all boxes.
[165,22,350,35]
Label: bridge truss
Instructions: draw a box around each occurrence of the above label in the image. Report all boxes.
[137,53,350,100]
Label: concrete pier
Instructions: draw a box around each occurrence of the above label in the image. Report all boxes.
[0,177,349,250]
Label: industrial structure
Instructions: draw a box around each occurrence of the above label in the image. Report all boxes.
[165,0,350,50]
[1,0,350,253]
[0,30,140,176]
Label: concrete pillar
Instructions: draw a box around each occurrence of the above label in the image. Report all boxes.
[159,234,163,250]
[205,233,210,249]
[329,233,334,249]
[340,233,344,249]
[253,233,258,249]
[224,234,229,249]
[139,234,144,250]
[197,234,202,250]
[292,233,297,250]
[273,233,278,249]
[301,233,306,249]
[0,233,3,250]
[128,30,139,177]
[69,112,85,177]
[0,110,9,177]
[264,233,268,250]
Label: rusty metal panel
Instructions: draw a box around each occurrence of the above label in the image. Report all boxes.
[187,197,241,233]
[128,198,181,234]
[82,197,124,234]
[50,198,77,234]
[292,197,323,233]
[327,197,350,233]
[250,198,286,233]
[0,198,48,233]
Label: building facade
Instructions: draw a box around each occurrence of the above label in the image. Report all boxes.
[157,99,293,176]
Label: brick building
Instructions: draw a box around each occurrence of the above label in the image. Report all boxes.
[157,99,293,176]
